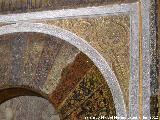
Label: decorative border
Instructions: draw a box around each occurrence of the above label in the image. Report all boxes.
[0,2,151,119]
[129,4,139,118]
[149,0,159,117]
[141,0,151,119]
[150,0,158,96]
[0,4,133,23]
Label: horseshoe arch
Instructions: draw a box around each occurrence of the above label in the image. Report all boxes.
[0,22,127,118]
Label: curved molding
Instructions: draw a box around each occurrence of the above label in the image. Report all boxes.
[0,22,127,117]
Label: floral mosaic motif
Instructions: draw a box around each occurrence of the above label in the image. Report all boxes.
[58,66,107,118]
[40,15,130,110]
[61,78,116,119]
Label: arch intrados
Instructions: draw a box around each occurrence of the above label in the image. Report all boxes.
[0,86,49,104]
[0,22,127,117]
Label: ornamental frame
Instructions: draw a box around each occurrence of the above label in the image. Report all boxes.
[0,0,151,119]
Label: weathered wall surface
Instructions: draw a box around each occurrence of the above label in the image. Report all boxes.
[0,0,136,14]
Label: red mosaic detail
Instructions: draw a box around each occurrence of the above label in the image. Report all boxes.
[50,52,94,108]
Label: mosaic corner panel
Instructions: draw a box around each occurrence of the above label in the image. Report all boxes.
[37,14,131,110]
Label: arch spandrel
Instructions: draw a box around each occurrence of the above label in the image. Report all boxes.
[0,23,126,118]
[38,15,130,111]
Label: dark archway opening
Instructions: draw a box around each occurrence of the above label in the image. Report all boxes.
[0,87,48,104]
[0,87,60,120]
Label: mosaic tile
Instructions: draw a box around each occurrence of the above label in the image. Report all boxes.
[10,33,27,85]
[39,15,130,110]
[63,82,116,119]
[30,36,63,89]
[0,39,12,87]
[22,33,45,85]
[0,32,117,119]
[150,0,159,117]
[0,0,158,119]
[157,0,160,118]
[50,52,94,108]
[58,66,116,119]
[0,33,81,92]
[42,42,79,94]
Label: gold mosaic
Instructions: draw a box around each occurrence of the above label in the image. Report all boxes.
[0,32,117,119]
[37,14,130,110]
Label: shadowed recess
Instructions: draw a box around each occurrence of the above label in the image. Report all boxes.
[0,95,60,120]
[0,87,47,104]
